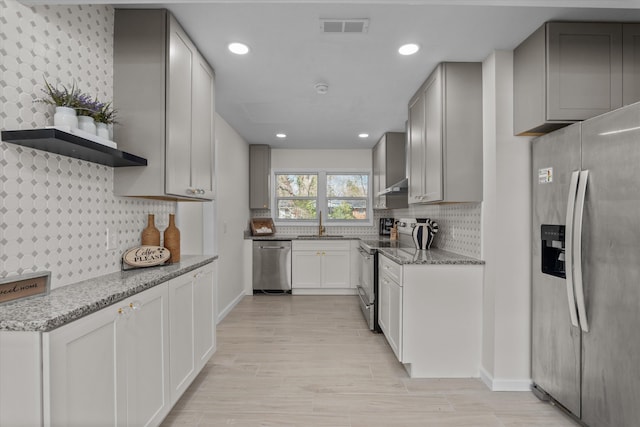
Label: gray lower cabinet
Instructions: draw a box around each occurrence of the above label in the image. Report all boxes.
[113,9,215,201]
[514,22,640,136]
[407,62,482,204]
[249,144,271,209]
[373,132,407,210]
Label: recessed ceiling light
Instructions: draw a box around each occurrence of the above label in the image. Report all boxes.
[358,133,369,138]
[228,42,249,55]
[398,43,420,56]
[276,133,287,138]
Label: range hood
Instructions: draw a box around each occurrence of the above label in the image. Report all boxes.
[377,177,408,196]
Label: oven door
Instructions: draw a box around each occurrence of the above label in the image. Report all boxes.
[357,246,375,330]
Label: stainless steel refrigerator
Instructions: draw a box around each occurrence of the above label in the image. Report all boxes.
[532,101,640,427]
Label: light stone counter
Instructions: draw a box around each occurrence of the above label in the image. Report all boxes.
[378,247,484,265]
[0,255,217,332]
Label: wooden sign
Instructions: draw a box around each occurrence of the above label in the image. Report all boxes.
[123,246,170,268]
[0,272,50,305]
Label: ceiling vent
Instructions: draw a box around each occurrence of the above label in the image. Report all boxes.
[320,19,369,34]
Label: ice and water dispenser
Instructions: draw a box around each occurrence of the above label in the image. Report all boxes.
[541,224,566,278]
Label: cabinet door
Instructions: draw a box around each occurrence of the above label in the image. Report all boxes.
[191,53,216,199]
[373,136,385,209]
[423,67,443,203]
[623,24,640,106]
[166,16,195,198]
[408,92,425,204]
[378,272,390,336]
[387,279,403,361]
[194,265,216,370]
[44,304,125,427]
[126,283,171,427]
[547,22,622,121]
[169,273,196,404]
[249,145,271,209]
[292,251,322,288]
[322,250,351,288]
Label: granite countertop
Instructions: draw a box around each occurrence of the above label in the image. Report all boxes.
[246,232,367,241]
[0,255,217,332]
[378,247,485,265]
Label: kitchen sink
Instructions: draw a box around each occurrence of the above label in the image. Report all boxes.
[297,234,344,239]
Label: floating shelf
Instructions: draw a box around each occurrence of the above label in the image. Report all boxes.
[1,128,148,167]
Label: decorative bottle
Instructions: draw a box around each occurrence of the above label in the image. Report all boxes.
[141,214,160,246]
[164,214,180,263]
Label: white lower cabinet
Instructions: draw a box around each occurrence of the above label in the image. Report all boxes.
[377,253,483,378]
[169,264,216,404]
[5,262,217,427]
[44,282,170,427]
[292,240,352,293]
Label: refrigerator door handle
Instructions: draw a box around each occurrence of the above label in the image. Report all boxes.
[565,170,581,328]
[574,170,590,332]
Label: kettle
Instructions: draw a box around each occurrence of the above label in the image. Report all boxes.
[412,219,439,250]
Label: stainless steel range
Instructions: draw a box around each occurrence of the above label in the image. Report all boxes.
[356,218,417,331]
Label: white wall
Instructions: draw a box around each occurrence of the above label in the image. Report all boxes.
[271,149,371,170]
[481,50,533,391]
[214,113,250,321]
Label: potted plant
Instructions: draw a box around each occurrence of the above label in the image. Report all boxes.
[74,93,104,135]
[39,79,81,128]
[92,102,117,140]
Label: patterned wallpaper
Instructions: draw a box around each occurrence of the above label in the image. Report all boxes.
[0,0,175,289]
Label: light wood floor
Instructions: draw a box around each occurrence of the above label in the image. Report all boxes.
[162,295,579,427]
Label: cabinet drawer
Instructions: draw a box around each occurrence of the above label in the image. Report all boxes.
[379,254,402,284]
[293,240,350,252]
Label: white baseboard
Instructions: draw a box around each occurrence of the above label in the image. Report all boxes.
[217,290,244,324]
[479,366,532,391]
[291,288,357,296]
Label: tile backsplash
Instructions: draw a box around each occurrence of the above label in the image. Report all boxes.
[391,203,482,259]
[0,0,175,289]
[252,202,482,260]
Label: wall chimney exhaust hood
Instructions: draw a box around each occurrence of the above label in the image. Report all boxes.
[377,177,408,196]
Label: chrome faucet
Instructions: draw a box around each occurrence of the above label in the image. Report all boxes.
[318,211,326,236]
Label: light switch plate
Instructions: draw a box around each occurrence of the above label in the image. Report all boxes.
[107,227,118,251]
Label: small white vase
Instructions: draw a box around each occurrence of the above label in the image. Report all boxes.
[78,116,97,135]
[53,106,78,129]
[96,122,110,140]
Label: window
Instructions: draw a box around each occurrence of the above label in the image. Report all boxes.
[326,174,368,220]
[275,174,318,220]
[274,172,370,224]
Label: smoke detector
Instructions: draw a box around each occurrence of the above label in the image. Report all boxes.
[315,82,329,95]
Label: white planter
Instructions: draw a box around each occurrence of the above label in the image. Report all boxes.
[53,106,78,129]
[77,116,97,135]
[96,123,110,140]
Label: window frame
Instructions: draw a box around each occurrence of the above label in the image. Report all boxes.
[273,169,373,227]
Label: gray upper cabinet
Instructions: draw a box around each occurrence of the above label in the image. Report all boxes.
[372,132,407,210]
[407,62,483,205]
[514,22,640,136]
[113,9,215,201]
[623,24,640,105]
[249,145,271,209]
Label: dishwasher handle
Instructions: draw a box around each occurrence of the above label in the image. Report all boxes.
[258,245,288,250]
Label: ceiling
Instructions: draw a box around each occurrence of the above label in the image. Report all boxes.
[26,0,640,148]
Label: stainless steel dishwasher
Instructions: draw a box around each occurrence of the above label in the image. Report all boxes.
[252,240,292,292]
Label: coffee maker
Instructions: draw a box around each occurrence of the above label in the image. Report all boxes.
[379,218,394,235]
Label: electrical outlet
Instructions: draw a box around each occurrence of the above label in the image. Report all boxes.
[107,227,118,251]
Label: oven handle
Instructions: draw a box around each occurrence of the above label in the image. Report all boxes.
[357,286,371,309]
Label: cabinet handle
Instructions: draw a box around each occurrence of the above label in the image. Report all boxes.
[322,251,326,256]
[129,301,141,311]
[186,188,196,195]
